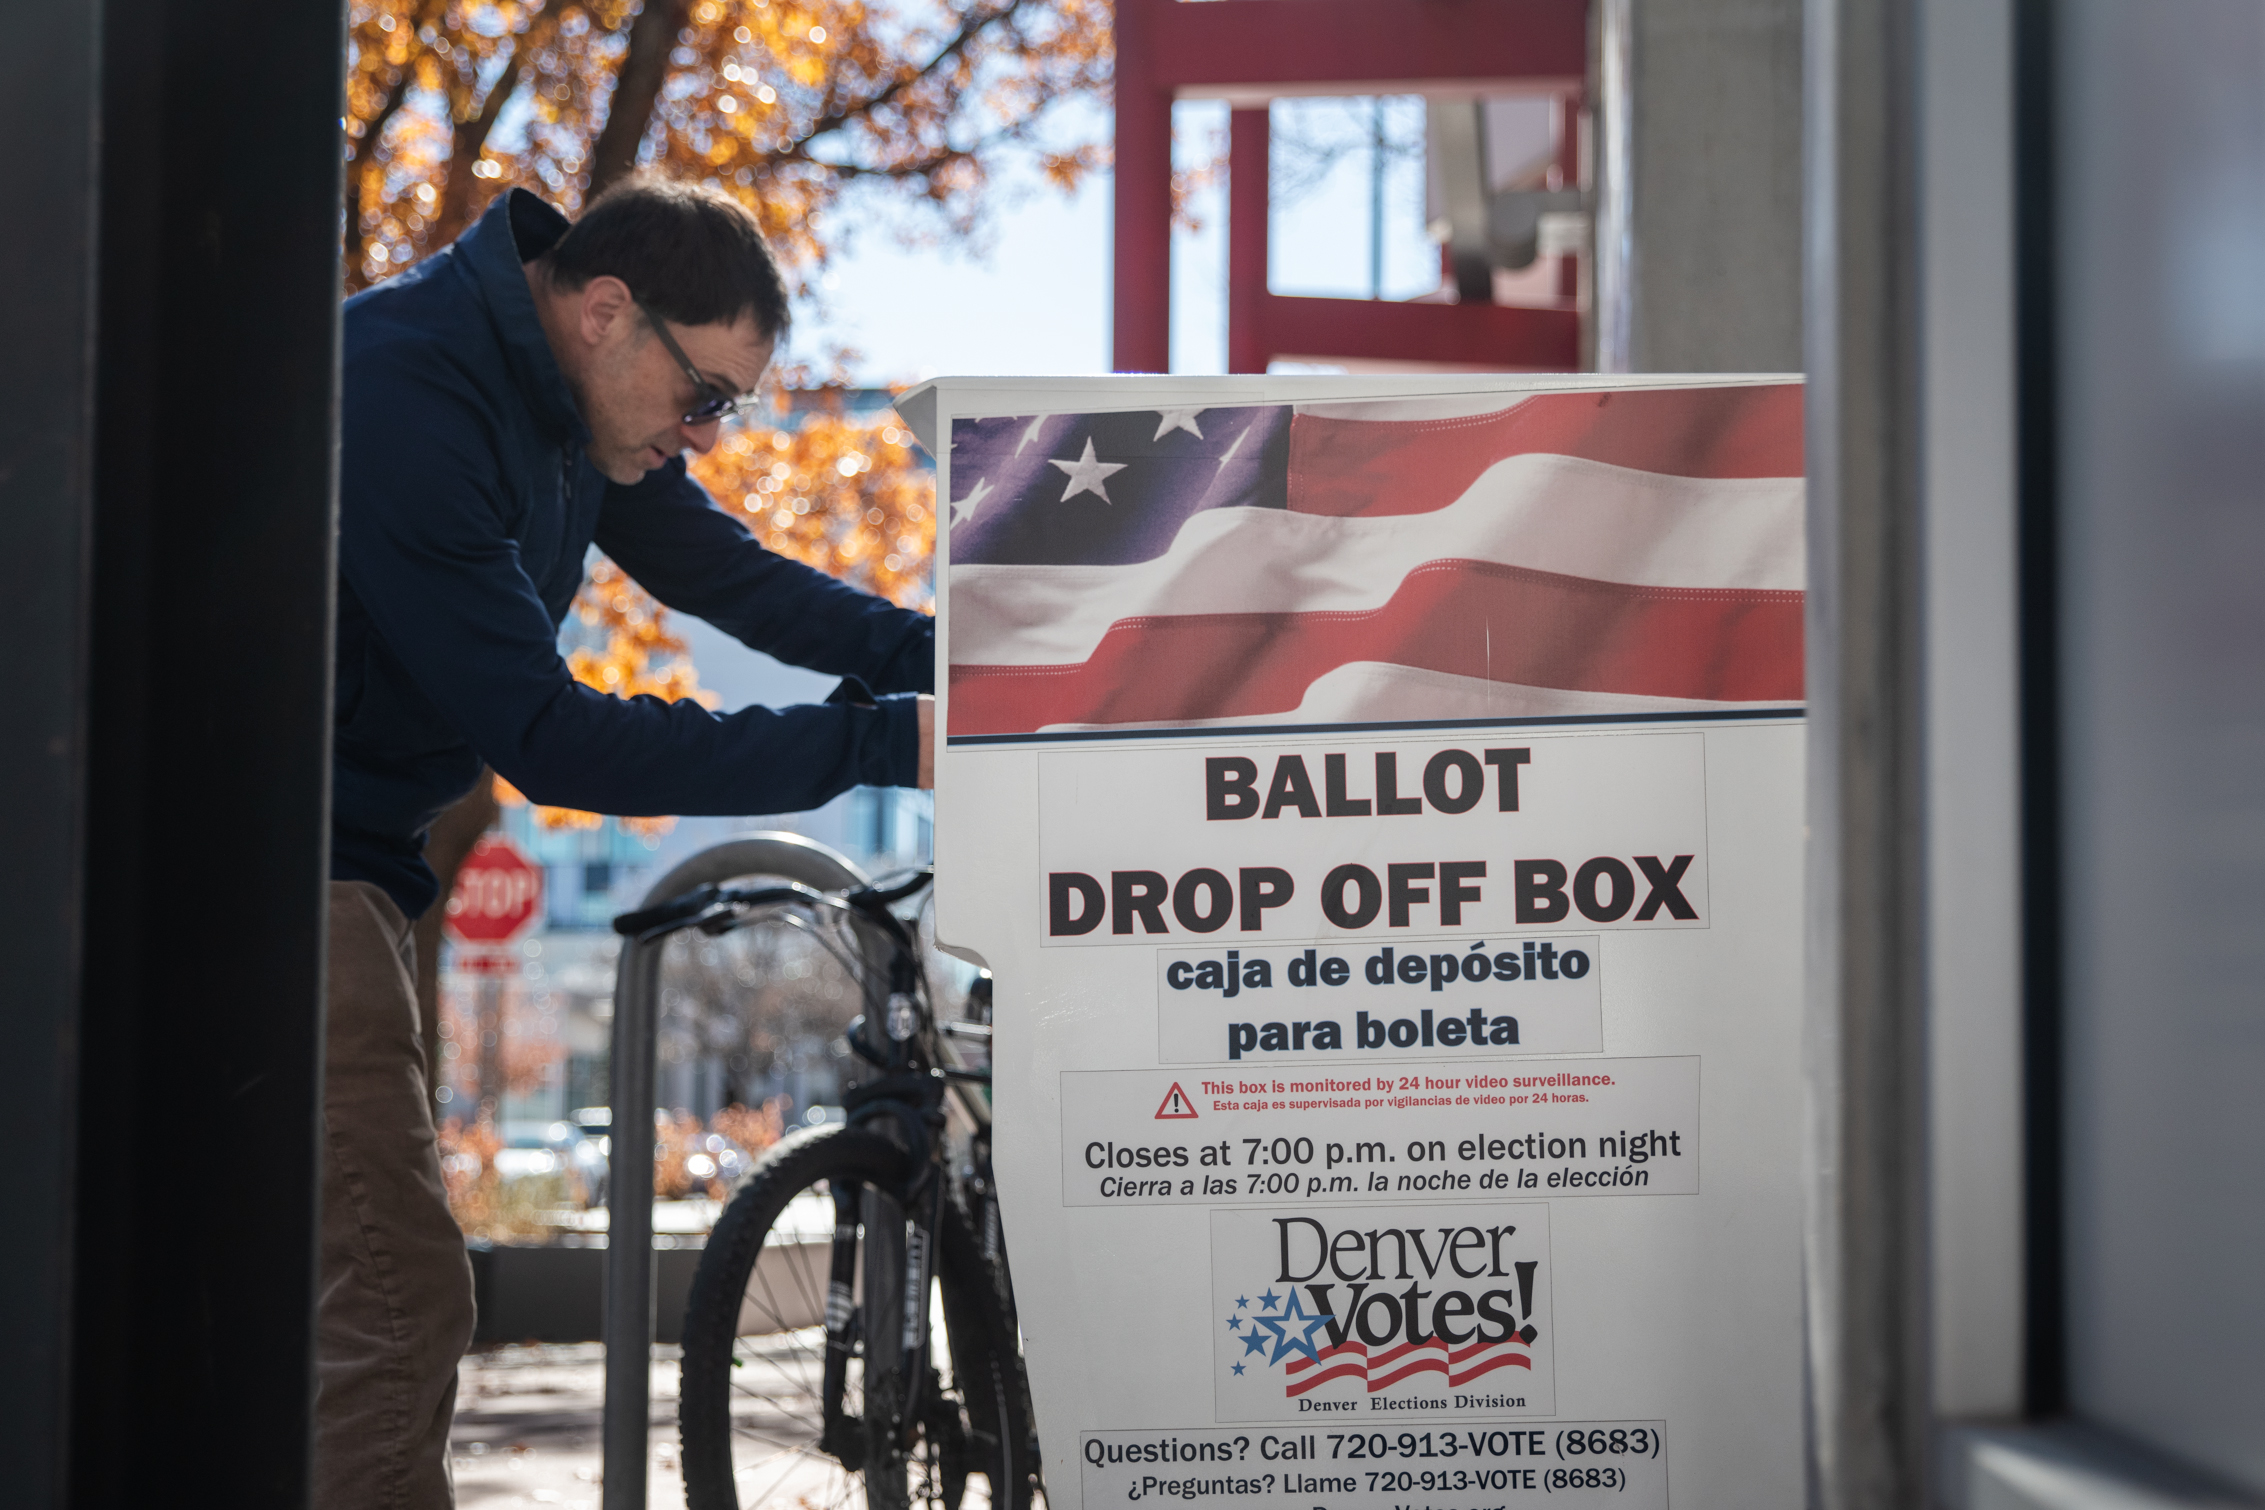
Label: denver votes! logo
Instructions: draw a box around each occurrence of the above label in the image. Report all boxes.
[1210,1203,1554,1422]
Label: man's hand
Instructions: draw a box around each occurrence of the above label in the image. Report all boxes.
[917,694,935,790]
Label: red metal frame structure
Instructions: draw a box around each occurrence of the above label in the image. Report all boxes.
[1113,0,1589,374]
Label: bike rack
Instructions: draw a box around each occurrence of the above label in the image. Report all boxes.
[600,833,872,1510]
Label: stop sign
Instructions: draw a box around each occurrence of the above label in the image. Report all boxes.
[444,833,544,947]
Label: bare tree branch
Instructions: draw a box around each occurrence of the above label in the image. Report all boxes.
[345,71,415,289]
[788,0,1028,155]
[771,149,966,181]
[591,0,690,196]
[434,10,564,244]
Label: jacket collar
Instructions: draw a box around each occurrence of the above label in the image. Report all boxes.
[461,189,588,445]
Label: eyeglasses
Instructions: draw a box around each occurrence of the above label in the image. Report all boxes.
[638,300,754,424]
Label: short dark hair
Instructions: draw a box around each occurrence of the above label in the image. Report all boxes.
[544,178,790,337]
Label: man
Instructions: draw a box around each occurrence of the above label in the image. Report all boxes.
[326,180,934,1505]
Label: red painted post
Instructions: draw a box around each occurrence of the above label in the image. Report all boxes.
[1227,106,1272,373]
[1146,0,1587,92]
[1111,0,1173,372]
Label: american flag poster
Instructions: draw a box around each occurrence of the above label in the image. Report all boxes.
[941,381,1802,740]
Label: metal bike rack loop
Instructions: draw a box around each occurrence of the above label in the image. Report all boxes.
[601,833,871,1510]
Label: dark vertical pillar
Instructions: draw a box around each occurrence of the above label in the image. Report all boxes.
[2008,0,2063,1423]
[1111,0,1174,372]
[0,2,103,1502]
[1226,106,1272,374]
[60,0,345,1502]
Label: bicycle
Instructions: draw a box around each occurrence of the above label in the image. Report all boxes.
[613,859,1035,1510]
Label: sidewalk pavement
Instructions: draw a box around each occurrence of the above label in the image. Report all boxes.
[451,1342,683,1508]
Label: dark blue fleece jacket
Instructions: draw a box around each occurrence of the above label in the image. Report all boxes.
[335,189,932,917]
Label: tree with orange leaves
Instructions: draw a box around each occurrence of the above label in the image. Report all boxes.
[694,389,937,609]
[344,0,1112,289]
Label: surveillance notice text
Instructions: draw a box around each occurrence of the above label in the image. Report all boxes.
[1062,1058,1697,1207]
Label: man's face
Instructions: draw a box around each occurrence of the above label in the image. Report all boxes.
[564,275,774,484]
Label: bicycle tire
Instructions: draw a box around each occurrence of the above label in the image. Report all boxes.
[680,1123,1036,1510]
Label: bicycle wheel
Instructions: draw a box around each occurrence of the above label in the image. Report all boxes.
[680,1123,1036,1510]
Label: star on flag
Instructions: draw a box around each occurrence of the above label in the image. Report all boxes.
[1152,407,1205,441]
[950,475,994,524]
[1048,437,1126,504]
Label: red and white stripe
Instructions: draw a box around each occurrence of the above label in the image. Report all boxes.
[1283,1335,1534,1396]
[945,382,1804,736]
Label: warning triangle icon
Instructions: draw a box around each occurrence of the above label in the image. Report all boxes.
[1154,1082,1199,1119]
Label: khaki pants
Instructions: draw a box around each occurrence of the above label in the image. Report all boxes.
[316,880,476,1509]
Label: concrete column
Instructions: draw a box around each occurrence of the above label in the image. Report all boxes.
[1594,0,1805,372]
